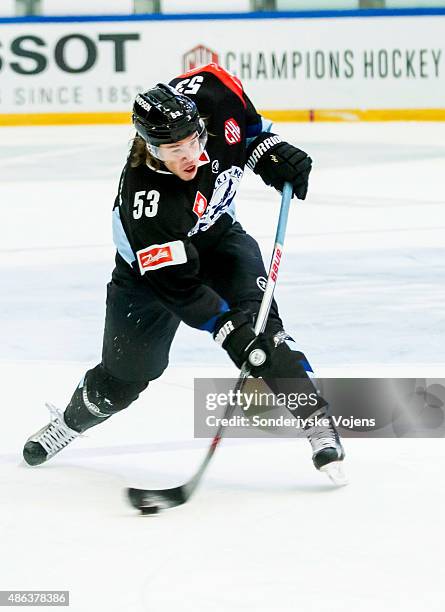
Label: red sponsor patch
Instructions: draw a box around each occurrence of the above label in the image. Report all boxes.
[224,118,241,145]
[193,191,208,218]
[138,246,173,271]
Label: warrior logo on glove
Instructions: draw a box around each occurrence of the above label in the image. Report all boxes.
[246,132,312,200]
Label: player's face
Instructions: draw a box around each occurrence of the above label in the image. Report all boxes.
[160,133,202,181]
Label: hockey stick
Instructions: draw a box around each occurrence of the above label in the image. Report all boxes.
[127,182,294,513]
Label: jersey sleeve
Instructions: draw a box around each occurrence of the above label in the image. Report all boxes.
[244,91,273,147]
[170,62,273,147]
[116,169,228,331]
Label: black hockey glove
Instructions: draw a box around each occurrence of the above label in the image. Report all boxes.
[246,133,312,200]
[213,309,274,377]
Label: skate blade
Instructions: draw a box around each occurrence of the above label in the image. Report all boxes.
[320,461,349,486]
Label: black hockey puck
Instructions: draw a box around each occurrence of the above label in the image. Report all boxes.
[140,505,160,515]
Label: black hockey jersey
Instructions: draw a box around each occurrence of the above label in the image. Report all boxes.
[112,64,271,331]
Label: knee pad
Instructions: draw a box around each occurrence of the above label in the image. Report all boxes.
[64,365,148,433]
[85,364,148,414]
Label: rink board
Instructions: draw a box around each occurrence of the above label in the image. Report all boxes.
[0,9,444,124]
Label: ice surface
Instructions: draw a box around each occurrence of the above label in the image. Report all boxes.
[1,122,445,611]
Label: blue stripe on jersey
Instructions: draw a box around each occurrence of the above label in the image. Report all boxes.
[112,208,135,266]
[246,121,262,139]
[246,117,273,148]
[199,300,230,332]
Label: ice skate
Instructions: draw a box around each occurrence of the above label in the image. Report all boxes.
[23,403,81,466]
[305,408,348,486]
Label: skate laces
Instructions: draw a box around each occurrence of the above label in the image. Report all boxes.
[37,403,80,457]
[305,409,340,453]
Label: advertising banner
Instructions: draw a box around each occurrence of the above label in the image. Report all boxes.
[0,14,444,122]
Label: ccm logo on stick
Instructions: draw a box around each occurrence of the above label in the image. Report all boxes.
[136,240,187,274]
[270,247,282,282]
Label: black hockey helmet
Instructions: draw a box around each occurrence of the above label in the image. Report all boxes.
[132,83,205,146]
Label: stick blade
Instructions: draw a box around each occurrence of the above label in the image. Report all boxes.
[127,485,189,511]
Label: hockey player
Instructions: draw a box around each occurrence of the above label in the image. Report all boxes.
[23,64,345,480]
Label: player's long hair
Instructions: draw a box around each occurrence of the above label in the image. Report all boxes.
[129,135,160,169]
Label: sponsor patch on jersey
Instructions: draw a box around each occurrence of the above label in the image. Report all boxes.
[193,191,208,218]
[136,240,187,274]
[224,118,241,145]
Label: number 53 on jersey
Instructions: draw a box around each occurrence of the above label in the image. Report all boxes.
[133,190,160,219]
